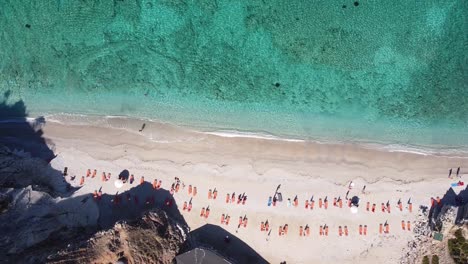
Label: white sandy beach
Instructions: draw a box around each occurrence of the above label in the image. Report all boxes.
[43,117,467,264]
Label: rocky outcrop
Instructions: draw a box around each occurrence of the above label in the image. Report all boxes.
[400,206,458,264]
[0,146,69,196]
[47,209,188,264]
[0,146,189,263]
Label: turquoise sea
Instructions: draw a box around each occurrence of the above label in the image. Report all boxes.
[0,0,467,152]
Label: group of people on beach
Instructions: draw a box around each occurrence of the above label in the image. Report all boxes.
[66,166,464,239]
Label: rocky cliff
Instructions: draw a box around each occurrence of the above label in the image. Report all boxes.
[47,209,187,264]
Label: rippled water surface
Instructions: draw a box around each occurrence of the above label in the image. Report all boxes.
[0,0,467,150]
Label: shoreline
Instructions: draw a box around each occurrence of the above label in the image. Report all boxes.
[35,112,468,158]
[4,114,467,263]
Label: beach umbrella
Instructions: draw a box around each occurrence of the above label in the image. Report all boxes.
[114,179,124,188]
[351,196,360,206]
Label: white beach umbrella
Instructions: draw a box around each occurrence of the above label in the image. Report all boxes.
[114,179,124,188]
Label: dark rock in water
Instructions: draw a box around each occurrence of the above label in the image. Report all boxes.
[354,2,359,7]
[274,82,280,88]
[342,5,347,9]
[25,24,31,28]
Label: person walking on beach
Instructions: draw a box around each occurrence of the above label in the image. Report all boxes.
[86,169,91,177]
[362,185,366,194]
[456,167,461,178]
[449,168,453,178]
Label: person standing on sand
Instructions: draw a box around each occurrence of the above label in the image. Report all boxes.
[449,168,452,178]
[456,167,461,178]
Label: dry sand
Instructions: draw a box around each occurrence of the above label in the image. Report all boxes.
[42,117,467,264]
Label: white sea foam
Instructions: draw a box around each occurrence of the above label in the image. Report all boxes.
[20,113,468,158]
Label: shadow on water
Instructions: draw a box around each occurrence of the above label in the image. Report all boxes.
[0,90,71,196]
[0,90,55,161]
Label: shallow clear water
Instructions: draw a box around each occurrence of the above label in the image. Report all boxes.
[0,0,467,150]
